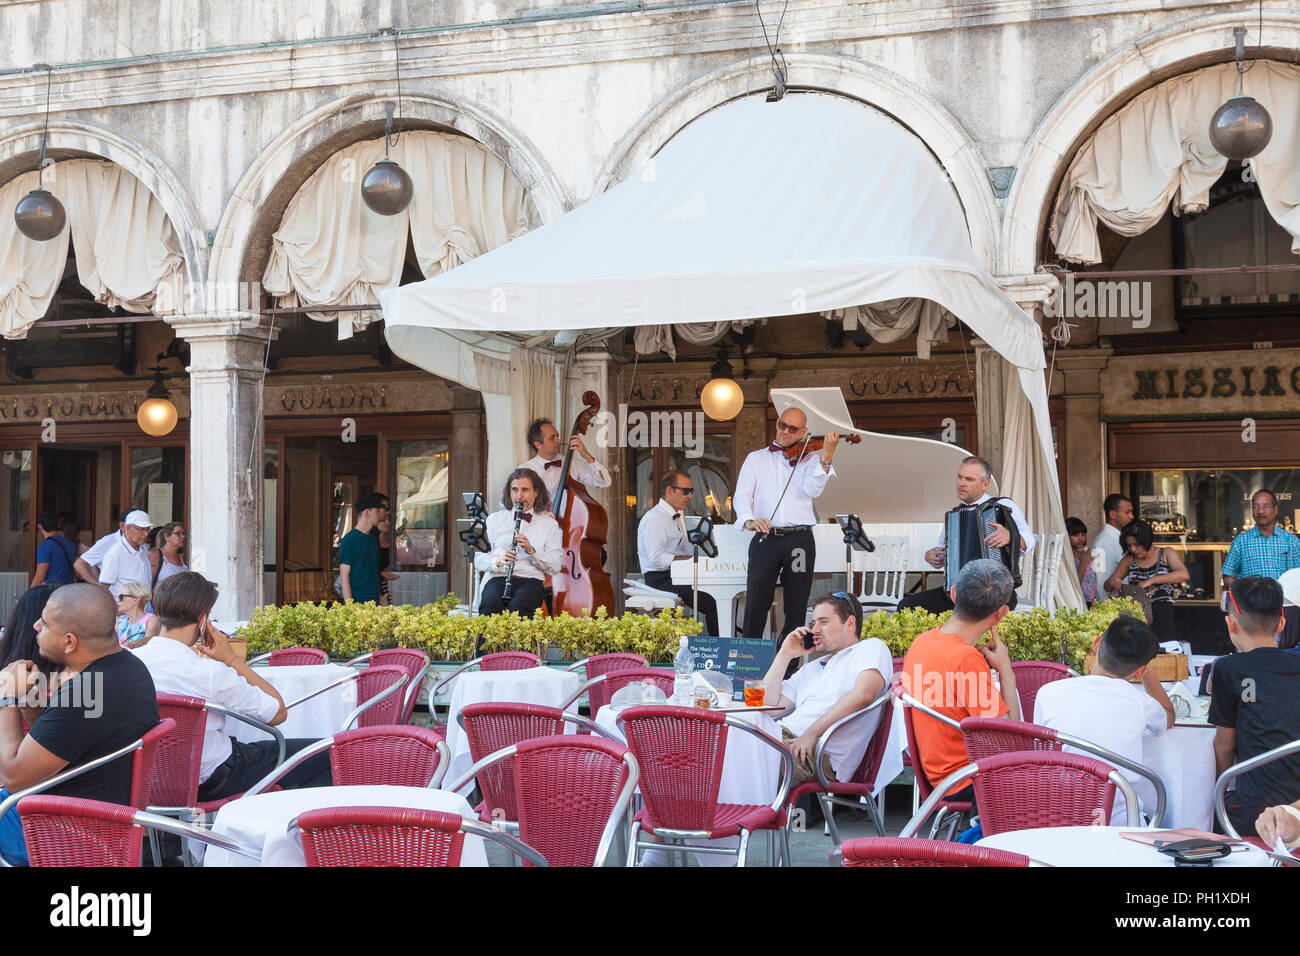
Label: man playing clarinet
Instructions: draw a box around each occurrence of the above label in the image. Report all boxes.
[734,407,842,640]
[475,468,563,617]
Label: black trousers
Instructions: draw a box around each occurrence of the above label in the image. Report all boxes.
[743,530,815,641]
[478,575,546,618]
[898,584,1018,614]
[644,570,720,637]
[198,738,334,802]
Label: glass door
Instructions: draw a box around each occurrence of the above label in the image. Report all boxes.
[0,443,35,614]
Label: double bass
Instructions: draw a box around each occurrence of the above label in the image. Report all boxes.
[549,391,615,616]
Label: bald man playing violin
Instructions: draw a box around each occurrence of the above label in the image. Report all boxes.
[733,407,842,640]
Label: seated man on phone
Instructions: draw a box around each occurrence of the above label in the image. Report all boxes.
[133,572,333,800]
[759,591,891,786]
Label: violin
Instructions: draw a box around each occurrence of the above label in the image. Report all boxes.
[777,432,862,464]
[549,391,615,617]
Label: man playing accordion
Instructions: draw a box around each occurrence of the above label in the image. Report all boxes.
[897,456,1033,613]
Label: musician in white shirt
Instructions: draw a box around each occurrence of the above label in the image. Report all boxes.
[637,470,719,636]
[733,407,842,640]
[519,419,611,502]
[474,468,564,617]
[900,455,1033,613]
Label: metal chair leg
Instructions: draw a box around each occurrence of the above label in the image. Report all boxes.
[865,792,886,838]
[736,829,751,867]
[781,822,791,866]
[626,821,641,867]
[927,807,948,841]
[819,794,843,847]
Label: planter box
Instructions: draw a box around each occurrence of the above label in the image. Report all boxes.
[1083,651,1188,682]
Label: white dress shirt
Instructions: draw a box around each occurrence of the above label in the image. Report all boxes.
[638,498,691,572]
[779,638,892,781]
[936,493,1035,553]
[732,446,835,529]
[97,537,152,598]
[132,636,282,782]
[1091,523,1124,582]
[473,508,564,581]
[519,453,611,502]
[81,530,125,569]
[1034,674,1168,823]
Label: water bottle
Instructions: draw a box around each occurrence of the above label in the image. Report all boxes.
[673,636,694,705]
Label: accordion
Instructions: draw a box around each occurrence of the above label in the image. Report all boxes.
[943,498,1023,590]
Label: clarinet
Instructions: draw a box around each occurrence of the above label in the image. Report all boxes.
[500,503,526,602]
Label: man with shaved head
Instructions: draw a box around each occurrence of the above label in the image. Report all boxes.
[734,405,844,639]
[0,583,158,865]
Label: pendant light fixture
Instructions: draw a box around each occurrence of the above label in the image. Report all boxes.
[137,355,179,437]
[14,66,67,242]
[1209,10,1273,161]
[700,348,745,421]
[360,29,413,216]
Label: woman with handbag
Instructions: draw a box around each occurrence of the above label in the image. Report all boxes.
[1104,519,1188,643]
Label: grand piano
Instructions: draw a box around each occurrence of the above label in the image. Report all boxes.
[672,386,997,637]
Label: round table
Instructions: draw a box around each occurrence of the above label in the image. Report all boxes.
[203,785,488,867]
[443,667,583,788]
[977,826,1271,867]
[232,663,358,744]
[596,703,782,866]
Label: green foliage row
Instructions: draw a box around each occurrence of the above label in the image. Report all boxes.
[862,596,1149,670]
[238,595,702,664]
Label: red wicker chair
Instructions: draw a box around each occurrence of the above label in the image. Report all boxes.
[249,647,329,667]
[562,667,676,712]
[902,751,1139,838]
[1009,660,1074,720]
[344,665,410,730]
[241,725,450,796]
[839,836,1030,867]
[618,704,793,867]
[960,716,1167,825]
[452,735,638,867]
[18,795,260,867]
[563,653,649,714]
[427,652,542,735]
[293,806,545,867]
[782,686,895,846]
[897,688,972,840]
[347,649,430,724]
[450,702,614,827]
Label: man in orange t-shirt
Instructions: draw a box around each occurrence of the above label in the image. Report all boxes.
[902,559,1021,802]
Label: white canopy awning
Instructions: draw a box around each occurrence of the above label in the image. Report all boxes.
[383,92,1081,609]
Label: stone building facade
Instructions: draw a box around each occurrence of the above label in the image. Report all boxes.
[0,0,1296,618]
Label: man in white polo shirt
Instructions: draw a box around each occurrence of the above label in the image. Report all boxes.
[96,510,154,599]
[73,508,133,585]
[759,591,891,785]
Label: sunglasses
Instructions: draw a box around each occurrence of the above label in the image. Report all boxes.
[672,486,694,494]
[775,421,804,432]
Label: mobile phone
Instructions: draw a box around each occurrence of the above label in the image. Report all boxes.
[801,629,815,650]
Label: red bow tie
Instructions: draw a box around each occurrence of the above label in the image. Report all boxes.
[543,460,562,469]
[769,443,801,467]
[520,513,532,523]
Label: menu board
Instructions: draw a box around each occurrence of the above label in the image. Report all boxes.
[689,636,778,701]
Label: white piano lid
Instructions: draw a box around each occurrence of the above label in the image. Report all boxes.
[772,386,996,524]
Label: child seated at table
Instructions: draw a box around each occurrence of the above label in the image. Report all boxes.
[1033,614,1175,824]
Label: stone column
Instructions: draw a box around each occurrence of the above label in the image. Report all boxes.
[448,385,484,604]
[1055,349,1113,525]
[973,338,1007,480]
[171,314,274,621]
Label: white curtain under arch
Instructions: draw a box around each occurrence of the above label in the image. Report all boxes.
[263,130,538,339]
[1050,60,1300,264]
[0,159,186,339]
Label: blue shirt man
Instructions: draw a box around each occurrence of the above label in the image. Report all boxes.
[1222,490,1300,591]
[33,514,77,586]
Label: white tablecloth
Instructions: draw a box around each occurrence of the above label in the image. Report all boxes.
[597,704,782,865]
[204,785,488,867]
[978,825,1270,867]
[232,664,357,744]
[1143,724,1218,831]
[444,667,583,787]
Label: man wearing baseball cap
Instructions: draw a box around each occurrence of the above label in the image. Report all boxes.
[96,510,154,599]
[73,508,135,586]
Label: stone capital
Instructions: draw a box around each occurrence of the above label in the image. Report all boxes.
[996,273,1061,312]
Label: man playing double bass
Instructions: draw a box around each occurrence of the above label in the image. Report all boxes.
[734,407,843,640]
[520,419,611,501]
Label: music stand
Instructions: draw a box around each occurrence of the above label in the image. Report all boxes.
[462,491,488,520]
[684,515,717,632]
[835,513,875,594]
[457,517,490,616]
